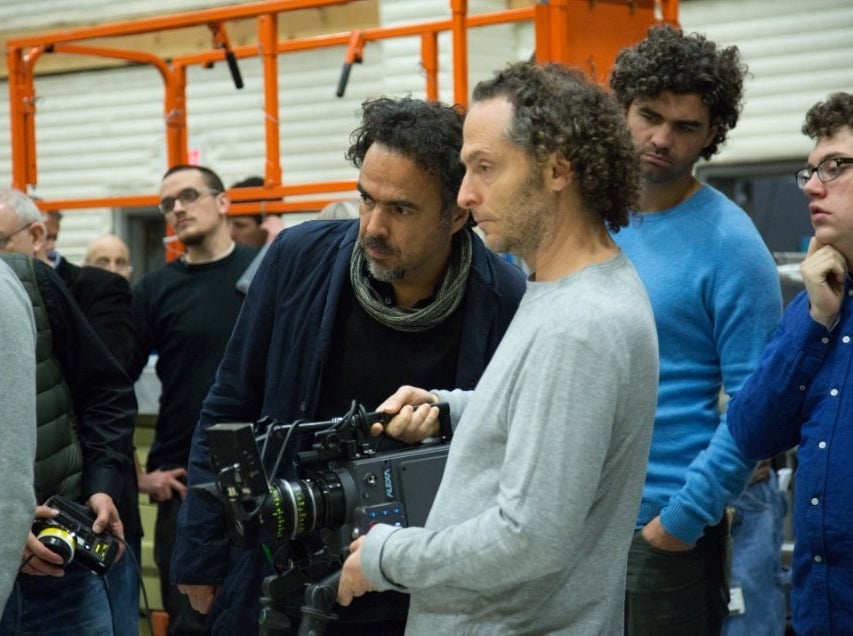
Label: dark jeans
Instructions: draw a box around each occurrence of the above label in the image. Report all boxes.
[625,519,730,636]
[155,497,208,635]
[0,565,114,635]
[107,533,141,636]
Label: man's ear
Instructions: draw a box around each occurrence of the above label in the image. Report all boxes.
[702,122,719,153]
[448,204,470,234]
[29,221,47,254]
[217,192,231,218]
[546,153,573,193]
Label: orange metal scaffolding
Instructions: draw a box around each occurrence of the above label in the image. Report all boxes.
[6,0,678,216]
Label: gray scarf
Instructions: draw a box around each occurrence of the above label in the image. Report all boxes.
[349,230,473,333]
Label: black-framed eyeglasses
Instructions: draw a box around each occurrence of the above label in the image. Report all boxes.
[158,187,220,215]
[0,221,33,249]
[795,157,853,189]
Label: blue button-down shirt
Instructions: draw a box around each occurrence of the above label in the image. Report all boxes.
[728,283,853,635]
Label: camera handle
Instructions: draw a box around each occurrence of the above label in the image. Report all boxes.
[259,568,300,636]
[257,566,340,636]
[297,570,341,636]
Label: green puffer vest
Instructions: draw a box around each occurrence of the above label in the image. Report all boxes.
[0,253,83,503]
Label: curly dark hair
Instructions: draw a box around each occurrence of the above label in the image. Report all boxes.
[346,97,465,221]
[803,92,853,139]
[609,25,747,159]
[471,61,639,232]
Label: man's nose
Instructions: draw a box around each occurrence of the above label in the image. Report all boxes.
[171,196,190,215]
[362,206,389,237]
[802,171,825,197]
[650,125,674,150]
[457,173,478,210]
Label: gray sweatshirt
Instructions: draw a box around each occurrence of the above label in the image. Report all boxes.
[0,260,37,607]
[361,253,659,635]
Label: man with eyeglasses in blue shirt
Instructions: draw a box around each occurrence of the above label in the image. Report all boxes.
[728,92,853,635]
[128,164,258,634]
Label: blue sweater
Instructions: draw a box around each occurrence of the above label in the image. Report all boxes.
[613,185,782,542]
[170,220,527,633]
[728,286,853,634]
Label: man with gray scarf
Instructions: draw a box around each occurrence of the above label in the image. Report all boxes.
[170,96,527,635]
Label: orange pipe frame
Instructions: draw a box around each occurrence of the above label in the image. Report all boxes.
[344,29,365,66]
[259,13,282,188]
[208,22,234,58]
[7,0,678,215]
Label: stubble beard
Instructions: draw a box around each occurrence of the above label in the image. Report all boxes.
[494,173,550,261]
[176,225,206,247]
[638,145,699,187]
[502,210,548,264]
[360,213,453,283]
[366,259,404,282]
[641,163,684,186]
[361,235,404,282]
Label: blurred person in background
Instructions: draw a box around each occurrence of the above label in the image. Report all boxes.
[129,164,258,635]
[41,210,61,266]
[84,234,133,281]
[227,176,283,248]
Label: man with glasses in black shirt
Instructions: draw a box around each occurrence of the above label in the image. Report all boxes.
[129,165,258,634]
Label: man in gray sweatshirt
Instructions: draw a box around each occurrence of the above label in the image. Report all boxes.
[337,61,660,634]
[0,258,36,608]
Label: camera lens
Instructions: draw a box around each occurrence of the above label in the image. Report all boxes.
[36,527,76,566]
[257,469,355,544]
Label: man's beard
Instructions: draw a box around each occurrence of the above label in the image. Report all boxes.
[637,146,696,186]
[367,259,404,282]
[360,235,404,282]
[177,228,205,247]
[641,164,680,185]
[491,170,550,260]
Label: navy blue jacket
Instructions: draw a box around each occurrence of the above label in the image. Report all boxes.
[171,220,526,632]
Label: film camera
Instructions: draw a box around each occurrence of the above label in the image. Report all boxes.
[32,494,120,575]
[199,401,452,635]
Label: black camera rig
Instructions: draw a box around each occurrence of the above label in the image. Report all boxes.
[199,401,452,635]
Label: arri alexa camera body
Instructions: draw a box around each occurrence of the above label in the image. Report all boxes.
[198,401,453,635]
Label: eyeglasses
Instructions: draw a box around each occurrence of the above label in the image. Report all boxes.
[0,221,33,249]
[158,187,220,215]
[795,157,853,189]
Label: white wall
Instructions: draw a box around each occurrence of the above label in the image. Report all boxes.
[680,0,853,166]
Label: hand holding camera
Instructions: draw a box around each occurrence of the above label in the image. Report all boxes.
[373,386,443,442]
[27,494,122,576]
[20,504,68,577]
